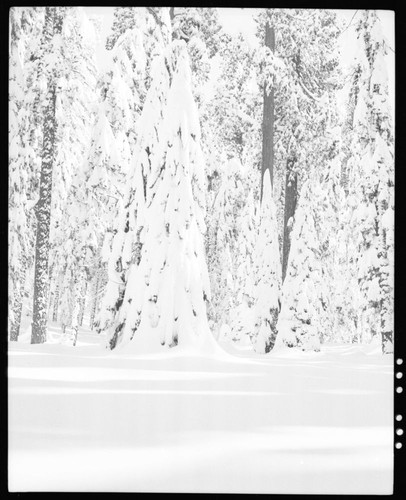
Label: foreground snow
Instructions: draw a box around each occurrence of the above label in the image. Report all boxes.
[8,325,393,494]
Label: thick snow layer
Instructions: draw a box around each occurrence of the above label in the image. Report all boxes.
[8,325,393,494]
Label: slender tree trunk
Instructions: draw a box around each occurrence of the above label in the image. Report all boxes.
[10,256,27,341]
[47,264,56,320]
[78,280,88,327]
[282,159,298,282]
[31,82,57,343]
[31,8,63,344]
[90,269,100,330]
[52,270,63,322]
[261,22,275,198]
[379,218,393,354]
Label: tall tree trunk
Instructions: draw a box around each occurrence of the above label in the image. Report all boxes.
[90,269,100,330]
[379,212,393,354]
[31,8,63,344]
[78,280,88,327]
[282,159,298,282]
[52,269,63,322]
[261,22,275,198]
[10,255,27,341]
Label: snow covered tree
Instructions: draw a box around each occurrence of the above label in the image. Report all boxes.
[344,11,394,353]
[251,170,281,353]
[254,9,343,282]
[206,157,245,337]
[277,180,322,352]
[45,7,99,342]
[207,32,261,167]
[97,39,177,344]
[203,31,262,342]
[106,41,215,353]
[102,25,147,157]
[31,7,66,344]
[9,7,44,341]
[229,189,259,343]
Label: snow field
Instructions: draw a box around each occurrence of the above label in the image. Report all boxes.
[8,326,393,494]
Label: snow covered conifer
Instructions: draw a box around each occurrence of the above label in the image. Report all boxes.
[31,7,65,344]
[252,170,281,353]
[9,7,44,341]
[206,157,245,337]
[109,41,214,352]
[98,42,175,346]
[344,11,394,353]
[278,180,321,351]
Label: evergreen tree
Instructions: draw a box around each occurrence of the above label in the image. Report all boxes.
[254,9,343,282]
[251,170,281,353]
[31,7,66,344]
[344,11,394,353]
[206,157,245,337]
[277,180,322,352]
[9,7,44,340]
[47,7,99,343]
[107,42,214,352]
[97,41,176,345]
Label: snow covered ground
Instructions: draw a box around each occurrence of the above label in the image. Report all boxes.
[8,323,393,494]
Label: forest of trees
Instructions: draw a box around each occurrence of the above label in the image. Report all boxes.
[9,7,394,354]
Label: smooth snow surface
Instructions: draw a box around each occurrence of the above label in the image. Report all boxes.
[8,325,393,494]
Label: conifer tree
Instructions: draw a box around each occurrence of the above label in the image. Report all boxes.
[107,42,214,352]
[9,7,44,340]
[252,170,281,353]
[345,11,394,353]
[31,7,65,344]
[97,41,175,345]
[206,157,245,337]
[47,7,99,342]
[277,180,321,351]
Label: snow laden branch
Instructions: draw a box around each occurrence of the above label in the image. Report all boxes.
[255,45,286,95]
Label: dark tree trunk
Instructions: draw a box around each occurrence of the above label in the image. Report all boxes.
[31,8,63,344]
[10,256,27,341]
[261,22,275,199]
[282,159,298,282]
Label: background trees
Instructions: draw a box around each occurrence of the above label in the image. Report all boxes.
[9,8,394,355]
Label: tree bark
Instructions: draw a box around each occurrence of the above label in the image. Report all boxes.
[261,22,275,199]
[31,8,63,344]
[78,280,88,327]
[90,269,101,330]
[52,270,64,322]
[282,159,298,282]
[10,255,27,341]
[379,207,393,354]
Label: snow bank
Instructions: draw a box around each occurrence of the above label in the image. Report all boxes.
[8,328,393,494]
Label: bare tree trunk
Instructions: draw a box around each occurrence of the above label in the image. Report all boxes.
[261,22,275,198]
[31,8,63,344]
[282,159,298,282]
